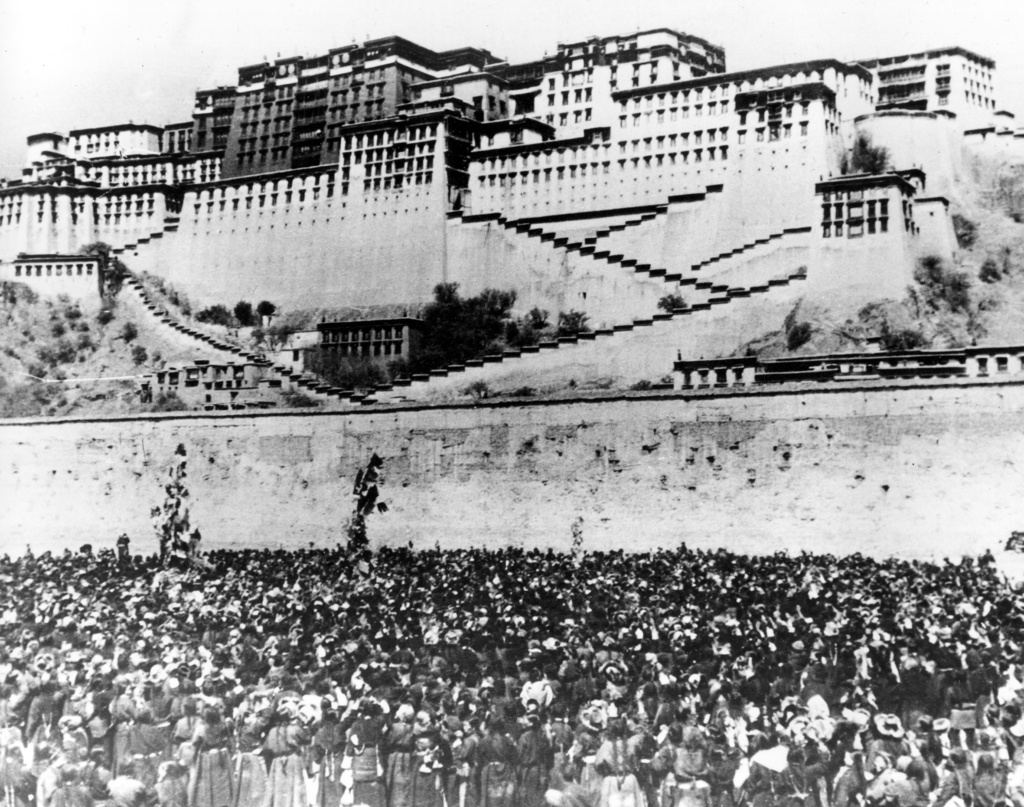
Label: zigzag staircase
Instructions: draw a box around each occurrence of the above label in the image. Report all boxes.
[120,273,354,409]
[358,198,813,404]
[366,267,808,405]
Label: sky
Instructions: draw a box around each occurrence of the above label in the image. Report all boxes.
[1,0,1023,178]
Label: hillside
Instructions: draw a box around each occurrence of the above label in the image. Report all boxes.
[0,283,200,418]
[732,149,1024,360]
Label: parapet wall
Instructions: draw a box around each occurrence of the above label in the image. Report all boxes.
[3,380,1023,561]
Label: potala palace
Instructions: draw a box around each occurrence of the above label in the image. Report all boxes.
[2,28,1022,399]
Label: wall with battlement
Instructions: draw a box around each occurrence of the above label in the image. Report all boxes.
[3,380,1022,561]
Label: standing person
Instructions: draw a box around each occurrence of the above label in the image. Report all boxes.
[477,720,517,807]
[189,707,233,807]
[117,535,131,567]
[261,694,310,807]
[385,706,417,807]
[125,708,170,789]
[233,695,271,807]
[345,704,386,807]
[449,717,479,807]
[594,719,646,807]
[517,715,551,807]
[409,713,449,807]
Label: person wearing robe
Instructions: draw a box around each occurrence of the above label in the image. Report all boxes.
[477,721,517,807]
[260,696,310,807]
[346,707,386,807]
[385,706,417,807]
[233,703,270,807]
[448,718,479,807]
[518,715,551,807]
[127,709,171,789]
[189,707,233,807]
[594,719,646,807]
[408,717,449,807]
[110,681,136,778]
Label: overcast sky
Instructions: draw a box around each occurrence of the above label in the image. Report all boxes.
[2,0,1023,177]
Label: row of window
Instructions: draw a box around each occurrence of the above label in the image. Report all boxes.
[735,122,810,143]
[476,149,730,186]
[14,264,95,278]
[323,342,405,357]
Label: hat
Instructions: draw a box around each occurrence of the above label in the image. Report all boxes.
[932,718,951,733]
[874,714,905,739]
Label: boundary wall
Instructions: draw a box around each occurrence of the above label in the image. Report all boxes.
[3,379,1023,560]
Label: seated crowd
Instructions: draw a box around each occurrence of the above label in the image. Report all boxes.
[0,543,1022,807]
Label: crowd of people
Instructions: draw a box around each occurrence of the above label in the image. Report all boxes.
[1,541,1024,807]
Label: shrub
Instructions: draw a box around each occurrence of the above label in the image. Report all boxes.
[952,214,978,249]
[509,386,536,397]
[914,255,972,314]
[980,258,1001,284]
[880,325,927,352]
[305,351,389,391]
[233,301,256,327]
[37,338,77,366]
[51,321,66,337]
[658,293,687,312]
[64,306,82,322]
[465,380,490,400]
[281,390,320,408]
[195,305,233,327]
[120,322,139,342]
[149,392,189,412]
[131,345,148,365]
[507,307,551,348]
[630,380,654,390]
[557,310,590,336]
[76,333,94,352]
[846,133,890,175]
[786,321,813,350]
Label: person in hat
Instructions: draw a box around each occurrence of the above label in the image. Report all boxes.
[260,693,310,807]
[188,706,232,807]
[866,715,911,774]
[125,708,170,789]
[447,716,479,807]
[517,713,551,807]
[233,694,272,807]
[932,749,975,807]
[477,719,517,807]
[384,705,417,807]
[594,718,645,807]
[107,760,153,807]
[344,700,386,807]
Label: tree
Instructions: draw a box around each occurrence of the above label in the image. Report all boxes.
[346,454,387,575]
[154,444,197,568]
[846,133,890,175]
[233,300,255,327]
[412,283,518,372]
[256,300,277,323]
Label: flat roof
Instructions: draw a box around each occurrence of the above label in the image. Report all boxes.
[68,123,163,137]
[612,58,871,101]
[856,46,995,70]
